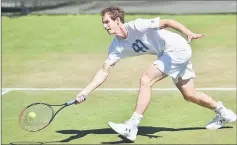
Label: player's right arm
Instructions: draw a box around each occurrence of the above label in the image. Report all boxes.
[76,38,121,104]
[76,62,114,103]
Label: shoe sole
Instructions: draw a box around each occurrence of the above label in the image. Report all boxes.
[108,122,135,142]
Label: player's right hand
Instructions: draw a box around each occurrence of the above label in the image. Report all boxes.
[75,94,87,104]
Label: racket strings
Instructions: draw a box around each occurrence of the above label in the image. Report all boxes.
[20,104,53,132]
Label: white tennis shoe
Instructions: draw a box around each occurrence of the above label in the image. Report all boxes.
[108,121,138,141]
[206,102,237,130]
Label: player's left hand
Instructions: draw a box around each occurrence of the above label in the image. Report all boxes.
[187,33,204,44]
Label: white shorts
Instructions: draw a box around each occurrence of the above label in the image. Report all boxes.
[153,45,195,84]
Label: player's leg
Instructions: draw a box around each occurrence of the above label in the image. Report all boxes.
[109,47,188,141]
[108,63,167,141]
[135,63,168,114]
[175,77,237,130]
[175,78,217,109]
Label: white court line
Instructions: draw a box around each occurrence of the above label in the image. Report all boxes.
[2,88,236,91]
[1,90,12,95]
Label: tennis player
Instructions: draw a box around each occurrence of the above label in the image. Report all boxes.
[76,6,236,141]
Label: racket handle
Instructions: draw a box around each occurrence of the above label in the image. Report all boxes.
[66,99,77,106]
[66,95,87,106]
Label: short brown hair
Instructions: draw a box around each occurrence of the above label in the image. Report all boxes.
[100,6,125,23]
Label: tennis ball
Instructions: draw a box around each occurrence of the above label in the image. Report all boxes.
[28,112,36,119]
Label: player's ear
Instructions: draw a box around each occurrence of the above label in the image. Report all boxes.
[116,17,120,25]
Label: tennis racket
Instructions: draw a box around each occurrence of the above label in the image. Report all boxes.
[19,96,86,132]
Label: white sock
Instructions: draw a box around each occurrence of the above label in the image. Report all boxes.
[129,112,143,126]
[215,101,227,113]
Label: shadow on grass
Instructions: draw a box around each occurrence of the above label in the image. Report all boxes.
[9,126,233,144]
[45,126,233,144]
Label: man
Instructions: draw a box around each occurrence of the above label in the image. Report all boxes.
[76,6,236,141]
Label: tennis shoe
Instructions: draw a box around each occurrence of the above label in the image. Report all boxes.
[206,102,237,130]
[108,120,138,142]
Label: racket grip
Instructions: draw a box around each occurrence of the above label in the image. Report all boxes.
[66,95,87,106]
[66,99,77,106]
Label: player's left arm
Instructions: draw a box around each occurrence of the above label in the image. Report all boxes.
[159,19,204,43]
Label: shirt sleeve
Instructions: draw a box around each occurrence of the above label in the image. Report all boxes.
[104,38,121,65]
[133,17,160,33]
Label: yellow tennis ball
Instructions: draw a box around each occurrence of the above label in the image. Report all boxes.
[28,112,36,119]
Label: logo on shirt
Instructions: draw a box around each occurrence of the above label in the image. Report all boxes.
[132,39,150,53]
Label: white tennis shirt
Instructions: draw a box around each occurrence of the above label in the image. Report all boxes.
[105,17,189,65]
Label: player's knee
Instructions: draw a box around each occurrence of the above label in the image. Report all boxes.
[140,73,152,87]
[183,92,196,102]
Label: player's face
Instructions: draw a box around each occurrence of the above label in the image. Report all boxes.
[102,13,119,35]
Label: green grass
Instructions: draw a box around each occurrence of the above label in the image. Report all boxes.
[2,91,236,144]
[2,15,236,55]
[2,15,236,88]
[2,14,236,144]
